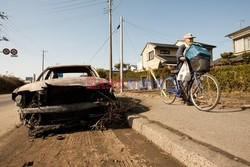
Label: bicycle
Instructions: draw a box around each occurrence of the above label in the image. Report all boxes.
[160,70,221,111]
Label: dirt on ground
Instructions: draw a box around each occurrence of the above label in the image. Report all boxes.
[124,90,250,109]
[0,124,184,167]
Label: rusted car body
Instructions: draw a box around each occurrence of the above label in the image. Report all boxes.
[12,65,115,126]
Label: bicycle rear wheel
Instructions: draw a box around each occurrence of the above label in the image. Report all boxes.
[160,77,177,104]
[190,74,221,111]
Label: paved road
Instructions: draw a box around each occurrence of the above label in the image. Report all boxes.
[0,94,14,109]
[0,94,20,137]
[126,93,250,164]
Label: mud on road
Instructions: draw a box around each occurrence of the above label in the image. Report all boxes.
[0,125,184,167]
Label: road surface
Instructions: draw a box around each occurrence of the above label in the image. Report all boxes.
[0,94,20,137]
[0,94,184,167]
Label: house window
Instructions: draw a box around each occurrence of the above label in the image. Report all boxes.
[160,50,170,55]
[148,51,154,61]
[244,37,250,50]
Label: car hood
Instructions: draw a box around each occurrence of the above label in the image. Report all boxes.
[13,77,108,93]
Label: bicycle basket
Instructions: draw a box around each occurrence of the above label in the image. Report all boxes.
[185,44,211,72]
[189,56,210,72]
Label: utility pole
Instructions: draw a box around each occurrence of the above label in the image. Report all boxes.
[120,16,123,93]
[0,11,9,41]
[42,50,47,73]
[108,0,113,82]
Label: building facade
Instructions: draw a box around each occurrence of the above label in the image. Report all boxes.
[226,26,250,55]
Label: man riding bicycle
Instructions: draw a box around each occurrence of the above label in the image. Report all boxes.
[176,33,196,105]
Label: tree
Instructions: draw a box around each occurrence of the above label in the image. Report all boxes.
[242,52,250,64]
[220,52,236,65]
[96,68,107,78]
[114,63,129,70]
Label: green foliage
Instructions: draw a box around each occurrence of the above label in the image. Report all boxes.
[242,52,250,63]
[220,52,237,65]
[209,64,250,92]
[0,75,25,94]
[220,52,234,59]
[114,63,130,70]
[96,68,108,79]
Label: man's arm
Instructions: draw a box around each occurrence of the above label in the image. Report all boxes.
[176,44,186,60]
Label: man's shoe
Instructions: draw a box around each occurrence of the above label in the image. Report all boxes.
[185,101,193,106]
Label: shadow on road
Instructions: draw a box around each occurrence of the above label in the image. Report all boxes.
[207,106,250,113]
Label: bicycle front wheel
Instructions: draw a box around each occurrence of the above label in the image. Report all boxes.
[190,74,221,111]
[160,77,177,104]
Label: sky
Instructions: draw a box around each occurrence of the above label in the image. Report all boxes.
[0,0,249,80]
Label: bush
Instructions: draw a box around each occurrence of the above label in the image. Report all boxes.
[0,75,25,94]
[209,64,250,92]
[96,68,108,79]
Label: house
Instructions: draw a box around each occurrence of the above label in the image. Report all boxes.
[140,41,216,70]
[136,61,143,71]
[130,65,137,71]
[141,42,178,70]
[226,26,250,55]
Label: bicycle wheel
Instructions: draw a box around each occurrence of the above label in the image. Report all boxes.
[190,74,221,111]
[160,77,177,104]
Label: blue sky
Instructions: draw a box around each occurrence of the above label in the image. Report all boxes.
[0,0,249,79]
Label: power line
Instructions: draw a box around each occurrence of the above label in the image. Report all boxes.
[6,19,42,49]
[114,0,124,10]
[42,0,79,7]
[40,1,106,15]
[43,0,100,10]
[2,19,41,56]
[22,9,105,30]
[124,20,177,41]
[88,29,118,63]
[123,28,141,61]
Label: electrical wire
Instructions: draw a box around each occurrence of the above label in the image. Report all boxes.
[42,0,79,7]
[6,19,42,50]
[23,11,105,30]
[39,1,106,15]
[114,0,124,10]
[123,28,141,62]
[124,20,176,41]
[43,0,100,10]
[88,29,118,63]
[3,22,40,54]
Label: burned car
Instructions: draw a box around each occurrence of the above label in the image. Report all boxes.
[12,65,115,127]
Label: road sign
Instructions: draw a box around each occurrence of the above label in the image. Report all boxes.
[11,48,18,55]
[3,48,10,55]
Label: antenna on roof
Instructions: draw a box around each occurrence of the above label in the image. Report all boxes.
[239,19,245,29]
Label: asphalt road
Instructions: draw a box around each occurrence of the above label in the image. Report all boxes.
[0,94,20,137]
[0,94,14,109]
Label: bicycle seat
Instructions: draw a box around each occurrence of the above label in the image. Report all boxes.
[171,70,179,74]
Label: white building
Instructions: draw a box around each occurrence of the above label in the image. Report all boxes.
[226,26,250,55]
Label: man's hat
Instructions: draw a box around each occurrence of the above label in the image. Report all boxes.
[184,33,196,39]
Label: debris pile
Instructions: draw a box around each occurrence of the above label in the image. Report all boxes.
[91,98,135,130]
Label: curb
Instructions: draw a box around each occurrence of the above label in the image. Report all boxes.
[126,113,249,167]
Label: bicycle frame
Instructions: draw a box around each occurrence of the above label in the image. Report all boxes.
[172,72,201,99]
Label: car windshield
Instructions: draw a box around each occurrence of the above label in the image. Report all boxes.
[37,66,97,81]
